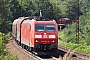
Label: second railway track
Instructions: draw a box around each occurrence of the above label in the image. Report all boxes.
[58,46,90,60]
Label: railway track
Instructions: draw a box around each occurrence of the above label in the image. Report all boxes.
[6,39,59,60]
[6,39,90,60]
[6,39,37,60]
[58,45,90,60]
[18,43,58,60]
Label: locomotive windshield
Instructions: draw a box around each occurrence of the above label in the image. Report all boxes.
[46,24,54,32]
[35,24,55,32]
[35,24,44,31]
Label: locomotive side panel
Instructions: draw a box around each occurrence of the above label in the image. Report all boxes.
[21,20,35,47]
[16,17,30,43]
[21,24,30,46]
[30,21,35,47]
[55,22,58,46]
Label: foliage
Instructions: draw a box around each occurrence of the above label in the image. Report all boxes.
[59,24,79,43]
[0,32,18,60]
[0,0,90,55]
[64,42,90,54]
[0,0,13,33]
[0,0,89,32]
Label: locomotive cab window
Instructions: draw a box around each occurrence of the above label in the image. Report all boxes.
[46,24,55,32]
[35,24,44,31]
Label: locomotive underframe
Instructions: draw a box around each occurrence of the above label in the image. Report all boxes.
[34,44,58,51]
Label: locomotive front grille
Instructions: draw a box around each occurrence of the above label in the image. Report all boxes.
[34,44,57,51]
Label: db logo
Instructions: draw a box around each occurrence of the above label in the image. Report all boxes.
[43,35,47,38]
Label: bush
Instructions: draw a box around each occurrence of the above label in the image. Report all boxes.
[65,42,81,49]
[64,42,90,54]
[0,32,18,60]
[77,46,90,54]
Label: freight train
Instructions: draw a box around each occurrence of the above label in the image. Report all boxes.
[12,17,58,52]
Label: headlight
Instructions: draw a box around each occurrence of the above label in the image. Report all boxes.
[50,40,55,43]
[35,35,42,38]
[35,40,40,43]
[49,35,55,38]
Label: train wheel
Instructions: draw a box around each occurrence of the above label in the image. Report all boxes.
[16,40,18,45]
[25,46,29,51]
[21,43,23,48]
[17,41,20,45]
[22,44,25,49]
[27,47,29,51]
[27,47,30,51]
[29,47,33,52]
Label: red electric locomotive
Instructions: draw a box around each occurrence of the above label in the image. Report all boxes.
[12,17,58,52]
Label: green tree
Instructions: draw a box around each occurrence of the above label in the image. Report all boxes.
[0,0,12,33]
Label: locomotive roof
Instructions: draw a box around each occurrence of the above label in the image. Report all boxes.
[34,20,56,24]
[15,16,56,25]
